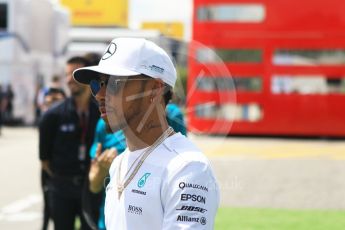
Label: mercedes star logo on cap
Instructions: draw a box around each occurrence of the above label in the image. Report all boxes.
[102,43,117,60]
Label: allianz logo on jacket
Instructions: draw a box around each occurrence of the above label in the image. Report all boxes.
[176,215,207,225]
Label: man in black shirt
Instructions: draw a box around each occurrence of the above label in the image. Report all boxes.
[39,57,99,230]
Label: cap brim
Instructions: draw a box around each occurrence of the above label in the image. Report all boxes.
[73,65,141,84]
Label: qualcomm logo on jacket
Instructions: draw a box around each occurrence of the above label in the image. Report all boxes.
[138,173,151,188]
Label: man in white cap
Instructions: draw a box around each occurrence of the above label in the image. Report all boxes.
[73,38,219,229]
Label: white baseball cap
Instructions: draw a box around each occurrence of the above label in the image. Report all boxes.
[73,37,177,88]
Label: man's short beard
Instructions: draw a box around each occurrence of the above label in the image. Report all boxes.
[71,90,82,97]
[105,118,127,133]
[71,87,85,97]
[110,123,127,133]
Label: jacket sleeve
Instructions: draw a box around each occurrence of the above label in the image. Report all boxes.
[39,111,58,160]
[161,161,220,229]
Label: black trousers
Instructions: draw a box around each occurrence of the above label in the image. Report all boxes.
[49,176,93,230]
[41,171,51,230]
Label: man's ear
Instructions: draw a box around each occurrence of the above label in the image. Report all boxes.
[150,80,164,101]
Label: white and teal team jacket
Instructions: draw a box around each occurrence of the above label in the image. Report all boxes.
[105,133,220,230]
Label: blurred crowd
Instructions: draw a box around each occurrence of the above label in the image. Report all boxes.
[0,84,14,135]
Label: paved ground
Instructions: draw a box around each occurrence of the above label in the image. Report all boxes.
[189,134,345,209]
[0,127,42,230]
[0,127,345,229]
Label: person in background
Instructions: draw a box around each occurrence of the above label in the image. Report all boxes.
[40,87,66,230]
[84,52,101,67]
[4,84,14,122]
[49,75,63,90]
[39,56,99,230]
[41,88,66,112]
[35,75,64,125]
[34,81,47,126]
[166,102,187,136]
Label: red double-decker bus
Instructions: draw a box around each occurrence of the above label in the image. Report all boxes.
[187,0,345,137]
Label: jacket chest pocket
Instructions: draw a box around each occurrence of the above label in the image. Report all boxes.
[127,174,160,201]
[59,123,80,139]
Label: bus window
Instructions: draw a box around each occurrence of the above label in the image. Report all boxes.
[197,48,263,63]
[195,103,263,122]
[198,4,266,23]
[272,75,345,94]
[273,49,345,66]
[197,76,262,92]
